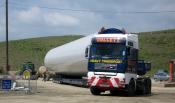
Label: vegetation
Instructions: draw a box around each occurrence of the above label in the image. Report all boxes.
[0,29,175,75]
[139,29,175,75]
[0,35,83,72]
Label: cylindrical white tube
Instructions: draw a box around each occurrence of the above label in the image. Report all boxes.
[44,34,94,76]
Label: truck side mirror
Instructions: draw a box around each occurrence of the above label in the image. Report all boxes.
[85,46,90,58]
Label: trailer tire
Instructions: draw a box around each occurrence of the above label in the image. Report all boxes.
[90,87,101,95]
[126,79,135,96]
[58,80,63,84]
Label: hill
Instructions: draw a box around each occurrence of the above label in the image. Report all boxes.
[139,29,175,75]
[0,35,83,73]
[0,29,175,75]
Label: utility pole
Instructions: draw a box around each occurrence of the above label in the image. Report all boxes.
[5,0,9,74]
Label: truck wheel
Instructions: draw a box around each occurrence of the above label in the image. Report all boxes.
[110,90,122,96]
[141,83,146,95]
[126,79,135,96]
[145,78,151,94]
[90,87,101,95]
[110,90,119,96]
[136,84,146,95]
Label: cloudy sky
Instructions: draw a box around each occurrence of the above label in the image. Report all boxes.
[0,0,175,41]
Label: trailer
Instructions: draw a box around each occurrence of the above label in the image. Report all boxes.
[44,34,93,86]
[52,73,87,87]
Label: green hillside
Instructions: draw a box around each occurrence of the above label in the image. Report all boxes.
[0,35,83,72]
[0,29,175,75]
[139,29,175,75]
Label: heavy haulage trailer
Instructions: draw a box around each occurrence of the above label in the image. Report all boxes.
[44,28,151,96]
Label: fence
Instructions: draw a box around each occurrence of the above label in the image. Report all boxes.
[0,75,37,95]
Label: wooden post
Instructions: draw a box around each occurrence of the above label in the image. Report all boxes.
[5,0,10,74]
[169,61,173,82]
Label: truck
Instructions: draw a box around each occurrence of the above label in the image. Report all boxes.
[44,27,151,95]
[85,28,151,96]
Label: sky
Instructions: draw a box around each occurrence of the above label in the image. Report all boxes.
[0,0,175,41]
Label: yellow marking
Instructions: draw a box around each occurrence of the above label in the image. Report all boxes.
[102,59,122,63]
[89,59,101,63]
[90,59,122,64]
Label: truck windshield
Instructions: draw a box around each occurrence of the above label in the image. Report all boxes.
[90,43,126,59]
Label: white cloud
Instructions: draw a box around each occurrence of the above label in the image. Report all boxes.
[1,0,175,41]
[17,6,79,27]
[44,13,79,26]
[17,7,42,24]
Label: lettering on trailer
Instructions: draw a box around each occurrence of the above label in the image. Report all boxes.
[89,59,122,64]
[94,37,125,43]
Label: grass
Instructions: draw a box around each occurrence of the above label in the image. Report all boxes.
[0,35,83,72]
[139,29,175,75]
[0,29,175,75]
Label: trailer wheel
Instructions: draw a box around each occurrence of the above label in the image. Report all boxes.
[126,79,135,96]
[90,87,101,95]
[58,80,63,84]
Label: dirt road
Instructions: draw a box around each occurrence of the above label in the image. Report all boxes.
[0,80,175,103]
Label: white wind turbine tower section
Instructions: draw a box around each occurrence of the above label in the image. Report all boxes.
[44,34,95,76]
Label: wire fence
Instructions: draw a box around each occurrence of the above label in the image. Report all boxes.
[0,75,37,95]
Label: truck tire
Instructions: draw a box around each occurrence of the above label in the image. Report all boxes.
[145,78,151,94]
[136,78,151,95]
[90,87,101,95]
[110,90,119,96]
[110,90,123,96]
[136,83,146,95]
[141,81,146,95]
[126,79,135,96]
